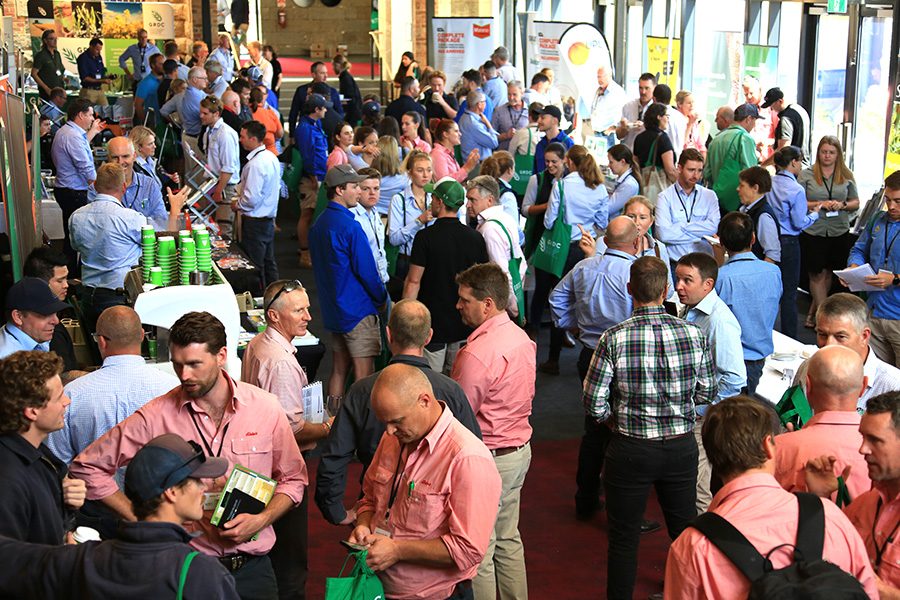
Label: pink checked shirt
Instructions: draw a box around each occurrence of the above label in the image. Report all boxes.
[774,411,871,501]
[844,485,900,588]
[430,143,467,183]
[356,404,501,600]
[69,372,308,558]
[451,312,535,450]
[665,473,878,600]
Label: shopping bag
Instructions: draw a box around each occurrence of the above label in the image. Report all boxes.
[531,180,571,278]
[640,133,666,204]
[487,219,526,326]
[282,147,304,190]
[324,550,385,600]
[775,384,813,431]
[511,129,534,195]
[522,172,546,260]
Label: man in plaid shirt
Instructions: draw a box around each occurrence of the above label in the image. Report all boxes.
[583,256,716,600]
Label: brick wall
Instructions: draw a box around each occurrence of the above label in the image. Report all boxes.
[259,0,372,58]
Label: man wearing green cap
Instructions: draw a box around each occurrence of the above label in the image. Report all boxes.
[402,177,489,374]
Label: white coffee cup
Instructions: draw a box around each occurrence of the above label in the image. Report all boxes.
[72,526,101,543]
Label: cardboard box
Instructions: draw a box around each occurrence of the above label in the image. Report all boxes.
[311,50,326,59]
[310,42,325,51]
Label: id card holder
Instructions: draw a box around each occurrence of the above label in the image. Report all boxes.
[374,520,393,539]
[203,492,222,511]
[826,211,840,217]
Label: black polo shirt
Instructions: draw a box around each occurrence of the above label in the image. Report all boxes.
[385,94,427,127]
[422,91,460,122]
[33,47,64,100]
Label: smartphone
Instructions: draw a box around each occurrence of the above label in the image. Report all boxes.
[340,540,368,552]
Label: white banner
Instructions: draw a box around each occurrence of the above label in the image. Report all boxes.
[430,17,495,88]
[557,23,613,120]
[524,19,579,106]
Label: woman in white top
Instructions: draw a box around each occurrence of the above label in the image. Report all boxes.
[479,151,524,245]
[129,125,179,187]
[372,136,410,215]
[387,150,434,280]
[347,126,379,171]
[606,144,642,219]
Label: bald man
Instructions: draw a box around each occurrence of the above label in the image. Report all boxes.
[350,364,501,600]
[774,345,870,501]
[713,106,734,136]
[584,65,626,147]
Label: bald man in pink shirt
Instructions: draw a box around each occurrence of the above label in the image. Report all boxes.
[665,396,877,600]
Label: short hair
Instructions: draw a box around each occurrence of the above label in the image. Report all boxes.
[96,306,144,350]
[95,163,126,194]
[479,151,514,179]
[492,46,509,61]
[865,392,900,437]
[463,69,482,86]
[677,252,719,285]
[678,148,704,167]
[67,98,93,121]
[129,125,155,148]
[247,41,261,53]
[530,73,549,87]
[717,212,754,253]
[192,41,207,55]
[817,293,868,334]
[885,171,900,191]
[653,84,672,105]
[187,66,206,83]
[89,38,103,48]
[388,299,431,349]
[466,175,500,204]
[528,101,544,121]
[742,75,761,88]
[231,79,250,94]
[642,103,668,129]
[428,70,446,84]
[24,247,68,281]
[325,183,349,200]
[310,61,325,73]
[739,165,772,194]
[629,256,669,303]
[507,79,523,92]
[263,279,306,315]
[168,311,227,354]
[49,87,67,102]
[773,145,802,170]
[466,89,486,107]
[456,263,510,311]
[702,395,779,479]
[241,120,267,144]
[128,477,190,521]
[200,95,223,115]
[0,351,63,435]
[400,76,417,94]
[163,40,179,57]
[204,59,223,77]
[357,166,381,181]
[639,72,657,84]
[482,60,497,75]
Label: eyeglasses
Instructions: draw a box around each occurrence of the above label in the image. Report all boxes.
[265,279,303,312]
[90,333,108,344]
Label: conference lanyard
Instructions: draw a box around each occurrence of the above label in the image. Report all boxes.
[614,170,635,192]
[139,45,147,73]
[122,178,144,212]
[385,449,407,520]
[675,187,698,223]
[883,220,900,267]
[188,407,230,458]
[822,173,834,201]
[364,210,382,250]
[507,104,526,124]
[872,497,900,570]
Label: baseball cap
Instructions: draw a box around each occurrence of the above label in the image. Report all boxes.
[362,100,381,118]
[534,105,562,121]
[304,93,327,112]
[734,103,762,120]
[325,163,368,188]
[761,87,784,109]
[247,65,263,83]
[5,277,69,315]
[424,177,466,209]
[163,59,179,73]
[124,434,229,502]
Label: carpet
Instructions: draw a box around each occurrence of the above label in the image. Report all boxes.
[241,56,381,78]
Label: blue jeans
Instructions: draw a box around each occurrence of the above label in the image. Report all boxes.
[242,217,278,288]
[779,234,801,338]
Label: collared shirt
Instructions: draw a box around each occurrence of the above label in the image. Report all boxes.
[388,184,431,256]
[33,47,65,96]
[716,253,782,361]
[249,57,273,88]
[309,202,387,333]
[206,118,240,185]
[587,80,627,133]
[608,169,640,218]
[210,47,236,82]
[533,130,574,173]
[799,168,859,237]
[703,124,757,186]
[774,411,870,501]
[597,233,676,298]
[236,146,280,218]
[76,50,105,88]
[288,83,343,137]
[550,249,635,350]
[584,304,716,438]
[160,91,185,126]
[451,312,535,450]
[482,76,508,109]
[618,98,653,148]
[769,170,819,235]
[241,327,312,449]
[377,174,410,215]
[135,74,161,116]
[209,75,229,99]
[176,62,190,82]
[89,169,168,229]
[430,144,467,183]
[665,473,878,600]
[69,194,143,289]
[655,182,720,261]
[297,115,327,179]
[844,484,900,588]
[849,211,900,320]
[477,205,527,317]
[46,355,180,488]
[315,354,481,525]
[0,323,49,358]
[665,106,687,162]
[118,43,161,81]
[352,204,389,283]
[456,88,495,123]
[0,434,69,545]
[544,172,609,242]
[681,289,747,405]
[355,405,502,600]
[458,110,499,160]
[508,123,542,157]
[491,102,528,151]
[793,346,900,412]
[69,372,308,558]
[180,85,206,136]
[751,104,779,161]
[326,146,348,171]
[51,121,96,190]
[497,63,521,84]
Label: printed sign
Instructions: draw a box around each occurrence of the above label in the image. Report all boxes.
[430,17,495,88]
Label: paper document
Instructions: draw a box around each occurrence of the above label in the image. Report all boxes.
[302,381,325,424]
[210,464,277,531]
[834,265,890,292]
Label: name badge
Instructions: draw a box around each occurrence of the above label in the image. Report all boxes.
[203,492,222,511]
[374,526,392,539]
[825,211,840,217]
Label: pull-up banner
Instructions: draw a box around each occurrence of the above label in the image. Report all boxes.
[430,17,495,88]
[557,23,613,123]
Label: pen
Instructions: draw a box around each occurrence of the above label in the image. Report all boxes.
[408,481,415,498]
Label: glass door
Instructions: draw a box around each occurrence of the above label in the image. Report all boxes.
[810,14,848,150]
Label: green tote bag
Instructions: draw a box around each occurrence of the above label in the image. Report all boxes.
[487,219,526,326]
[531,179,572,278]
[325,550,385,600]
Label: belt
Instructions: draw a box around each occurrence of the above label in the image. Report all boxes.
[490,442,529,457]
[242,214,275,220]
[218,553,255,571]
[397,253,411,260]
[620,431,691,442]
[85,286,124,296]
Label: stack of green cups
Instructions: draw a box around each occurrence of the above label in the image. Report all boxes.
[141,225,156,280]
[179,238,197,285]
[178,230,192,248]
[156,236,176,286]
[149,266,163,286]
[193,225,212,274]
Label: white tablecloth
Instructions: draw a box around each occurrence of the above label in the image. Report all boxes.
[755,331,818,405]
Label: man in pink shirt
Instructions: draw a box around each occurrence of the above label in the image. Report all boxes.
[450,262,535,600]
[70,311,308,599]
[665,396,878,599]
[775,345,870,500]
[242,280,332,600]
[349,363,502,600]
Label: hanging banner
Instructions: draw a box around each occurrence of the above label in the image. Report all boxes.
[702,31,743,128]
[524,19,578,100]
[743,45,778,88]
[884,102,900,178]
[646,36,680,89]
[557,23,613,126]
[430,17,495,88]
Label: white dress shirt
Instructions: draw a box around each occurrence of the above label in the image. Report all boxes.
[205,118,240,185]
[237,145,280,218]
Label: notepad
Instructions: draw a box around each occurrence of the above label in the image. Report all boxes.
[302,381,325,424]
[210,465,277,532]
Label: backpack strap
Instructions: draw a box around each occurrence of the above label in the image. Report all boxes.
[690,512,768,582]
[176,551,200,600]
[794,492,826,562]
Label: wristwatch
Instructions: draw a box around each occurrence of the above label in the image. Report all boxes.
[893,274,899,286]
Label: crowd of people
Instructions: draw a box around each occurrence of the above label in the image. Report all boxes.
[10,29,900,600]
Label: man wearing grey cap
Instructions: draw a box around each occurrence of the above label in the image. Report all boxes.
[704,103,760,213]
[0,433,240,599]
[0,277,70,359]
[310,164,388,398]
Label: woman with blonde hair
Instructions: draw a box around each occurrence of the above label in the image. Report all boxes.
[332,54,363,125]
[373,136,410,215]
[676,90,708,157]
[387,150,435,280]
[798,135,859,328]
[129,125,179,187]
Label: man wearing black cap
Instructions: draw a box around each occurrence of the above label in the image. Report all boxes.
[295,93,329,269]
[703,103,760,213]
[0,433,240,599]
[533,104,574,174]
[0,277,70,359]
[760,87,811,168]
[310,164,388,398]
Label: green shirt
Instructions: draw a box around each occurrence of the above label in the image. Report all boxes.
[798,167,859,237]
[703,124,758,212]
[33,47,64,98]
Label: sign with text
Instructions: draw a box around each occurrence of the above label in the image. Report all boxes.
[525,19,579,106]
[557,23,613,123]
[430,17,495,88]
[647,36,680,89]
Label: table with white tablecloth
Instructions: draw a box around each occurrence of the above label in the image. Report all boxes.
[754,331,818,405]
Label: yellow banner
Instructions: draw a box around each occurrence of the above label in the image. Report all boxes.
[885,101,900,179]
[647,36,680,89]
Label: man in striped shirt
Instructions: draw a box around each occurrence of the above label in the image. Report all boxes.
[583,255,716,600]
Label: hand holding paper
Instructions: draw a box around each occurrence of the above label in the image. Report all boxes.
[834,264,889,292]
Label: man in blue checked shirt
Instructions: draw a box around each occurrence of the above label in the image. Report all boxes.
[583,256,715,600]
[118,29,160,92]
[458,90,498,161]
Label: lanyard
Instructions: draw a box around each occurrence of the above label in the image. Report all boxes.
[365,210,382,250]
[614,170,635,192]
[883,220,900,267]
[385,449,407,520]
[188,407,230,458]
[122,178,144,212]
[507,104,526,124]
[675,186,698,223]
[872,497,900,569]
[822,173,834,201]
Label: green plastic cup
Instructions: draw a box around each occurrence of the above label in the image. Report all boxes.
[150,267,163,285]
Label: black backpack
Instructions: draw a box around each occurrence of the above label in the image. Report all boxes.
[689,492,869,599]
